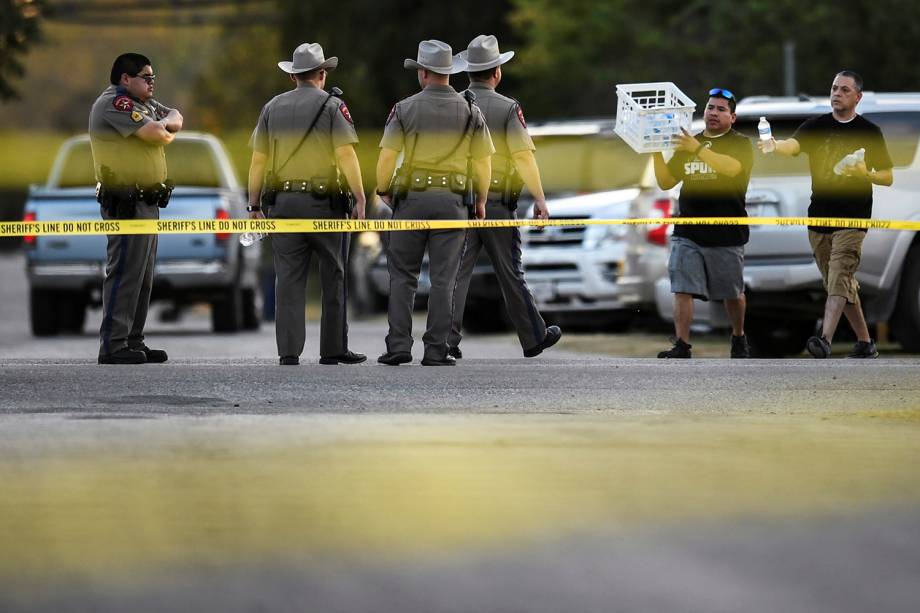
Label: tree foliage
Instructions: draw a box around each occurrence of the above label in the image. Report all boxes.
[508,0,920,118]
[275,0,517,128]
[0,0,46,100]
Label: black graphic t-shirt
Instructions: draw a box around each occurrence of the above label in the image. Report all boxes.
[666,129,753,247]
[792,113,893,233]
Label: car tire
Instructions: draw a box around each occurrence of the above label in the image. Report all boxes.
[241,287,260,331]
[211,283,243,333]
[892,244,920,352]
[58,292,88,334]
[462,298,512,333]
[746,315,815,357]
[30,288,59,336]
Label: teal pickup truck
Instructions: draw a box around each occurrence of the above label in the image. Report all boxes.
[23,132,260,336]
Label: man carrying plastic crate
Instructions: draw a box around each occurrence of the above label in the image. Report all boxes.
[652,88,754,359]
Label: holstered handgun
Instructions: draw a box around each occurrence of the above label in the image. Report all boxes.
[96,165,137,219]
[502,167,524,211]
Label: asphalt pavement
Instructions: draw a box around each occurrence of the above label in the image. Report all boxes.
[2,251,920,613]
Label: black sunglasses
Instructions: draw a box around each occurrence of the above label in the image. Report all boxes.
[134,73,156,84]
[709,87,735,99]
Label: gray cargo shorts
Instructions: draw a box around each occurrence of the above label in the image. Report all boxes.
[668,236,745,301]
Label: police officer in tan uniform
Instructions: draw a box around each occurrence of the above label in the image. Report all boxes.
[375,40,494,366]
[449,35,561,359]
[248,43,367,366]
[90,52,183,364]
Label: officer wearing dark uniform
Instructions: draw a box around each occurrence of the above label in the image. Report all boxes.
[450,35,562,359]
[89,53,183,364]
[376,40,494,366]
[248,43,367,366]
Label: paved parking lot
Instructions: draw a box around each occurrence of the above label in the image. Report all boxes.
[2,251,920,613]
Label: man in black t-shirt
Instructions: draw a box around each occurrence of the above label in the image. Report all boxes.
[653,88,754,359]
[767,70,893,359]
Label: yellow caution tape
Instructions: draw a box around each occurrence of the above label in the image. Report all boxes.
[2,216,919,238]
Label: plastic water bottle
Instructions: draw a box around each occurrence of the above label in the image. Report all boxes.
[833,148,866,176]
[758,117,775,153]
[239,232,265,247]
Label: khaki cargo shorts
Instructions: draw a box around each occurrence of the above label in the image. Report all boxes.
[808,229,865,304]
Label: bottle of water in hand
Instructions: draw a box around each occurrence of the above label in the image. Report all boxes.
[833,148,866,176]
[239,232,265,247]
[758,117,775,153]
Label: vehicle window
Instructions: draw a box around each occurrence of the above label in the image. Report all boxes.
[165,140,222,187]
[734,111,920,174]
[532,134,648,194]
[56,141,95,188]
[734,117,811,177]
[863,112,920,168]
[55,139,223,188]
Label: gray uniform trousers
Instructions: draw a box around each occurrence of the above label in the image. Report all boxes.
[384,189,468,361]
[269,192,348,358]
[99,201,158,356]
[449,198,546,350]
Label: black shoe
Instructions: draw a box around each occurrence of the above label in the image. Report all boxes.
[320,351,367,365]
[421,355,456,366]
[131,345,168,363]
[448,345,463,359]
[377,351,412,366]
[98,347,147,365]
[279,356,300,366]
[657,337,692,358]
[806,335,831,359]
[730,335,750,359]
[848,339,879,359]
[523,325,562,358]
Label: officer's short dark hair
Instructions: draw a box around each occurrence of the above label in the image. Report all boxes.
[293,68,324,83]
[468,67,498,82]
[836,70,864,92]
[110,53,152,85]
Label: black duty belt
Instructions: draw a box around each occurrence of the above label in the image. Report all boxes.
[276,177,335,195]
[407,168,468,192]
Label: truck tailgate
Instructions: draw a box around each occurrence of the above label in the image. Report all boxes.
[27,189,231,264]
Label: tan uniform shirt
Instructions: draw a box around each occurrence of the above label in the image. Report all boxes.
[250,84,358,182]
[465,82,534,176]
[379,84,494,174]
[88,85,170,185]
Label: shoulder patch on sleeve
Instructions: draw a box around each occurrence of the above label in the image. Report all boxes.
[516,105,527,128]
[113,95,134,112]
[385,104,397,126]
[338,102,354,125]
[131,110,143,123]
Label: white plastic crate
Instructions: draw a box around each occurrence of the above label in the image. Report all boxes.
[614,82,696,154]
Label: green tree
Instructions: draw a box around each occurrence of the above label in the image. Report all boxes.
[0,0,46,100]
[508,0,920,119]
[276,0,517,127]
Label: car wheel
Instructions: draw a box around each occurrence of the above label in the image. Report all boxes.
[58,292,88,334]
[892,245,920,352]
[241,287,260,331]
[462,298,512,333]
[30,288,59,336]
[746,315,816,357]
[211,284,243,333]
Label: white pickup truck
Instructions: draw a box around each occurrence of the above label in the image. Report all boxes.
[23,132,260,335]
[518,119,656,329]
